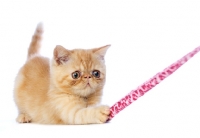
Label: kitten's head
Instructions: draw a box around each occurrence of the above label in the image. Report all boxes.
[51,45,110,97]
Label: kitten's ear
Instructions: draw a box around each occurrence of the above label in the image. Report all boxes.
[53,45,70,65]
[93,44,111,60]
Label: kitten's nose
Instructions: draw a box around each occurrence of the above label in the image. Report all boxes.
[83,74,91,79]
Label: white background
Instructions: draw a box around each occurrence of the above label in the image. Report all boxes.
[0,0,200,137]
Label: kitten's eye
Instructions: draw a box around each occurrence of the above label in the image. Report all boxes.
[71,71,81,79]
[92,70,100,78]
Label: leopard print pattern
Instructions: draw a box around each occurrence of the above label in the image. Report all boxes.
[108,46,200,121]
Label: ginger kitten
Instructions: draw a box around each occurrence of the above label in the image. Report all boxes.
[14,24,110,124]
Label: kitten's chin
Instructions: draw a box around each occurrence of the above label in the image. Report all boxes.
[73,87,95,97]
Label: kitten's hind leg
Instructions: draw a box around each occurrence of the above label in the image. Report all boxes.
[16,113,32,123]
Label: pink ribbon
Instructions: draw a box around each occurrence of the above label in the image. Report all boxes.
[108,46,200,121]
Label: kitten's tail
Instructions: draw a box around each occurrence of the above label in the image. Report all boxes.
[27,23,43,59]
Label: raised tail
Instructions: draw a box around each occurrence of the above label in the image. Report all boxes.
[27,23,43,59]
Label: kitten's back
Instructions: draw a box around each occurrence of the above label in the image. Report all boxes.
[14,24,50,122]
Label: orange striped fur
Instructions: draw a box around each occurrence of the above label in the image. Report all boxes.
[14,24,110,124]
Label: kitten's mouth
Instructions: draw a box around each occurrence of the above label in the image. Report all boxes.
[85,83,91,88]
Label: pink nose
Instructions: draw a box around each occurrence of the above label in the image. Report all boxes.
[84,74,91,79]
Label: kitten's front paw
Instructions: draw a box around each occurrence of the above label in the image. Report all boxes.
[94,105,110,123]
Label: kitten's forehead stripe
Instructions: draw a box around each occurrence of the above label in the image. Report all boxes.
[73,50,94,72]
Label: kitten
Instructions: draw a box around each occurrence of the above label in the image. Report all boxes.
[14,23,110,125]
